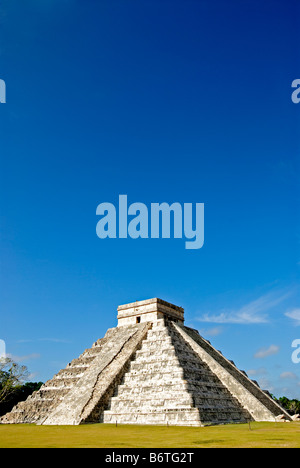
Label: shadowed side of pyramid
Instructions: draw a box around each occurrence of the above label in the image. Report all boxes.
[172,323,289,423]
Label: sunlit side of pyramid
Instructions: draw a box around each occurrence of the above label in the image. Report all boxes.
[0,298,291,426]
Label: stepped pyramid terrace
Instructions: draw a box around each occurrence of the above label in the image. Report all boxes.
[0,298,291,426]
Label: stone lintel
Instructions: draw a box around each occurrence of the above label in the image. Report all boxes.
[117,298,184,327]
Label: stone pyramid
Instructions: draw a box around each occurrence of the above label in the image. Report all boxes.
[1,298,291,426]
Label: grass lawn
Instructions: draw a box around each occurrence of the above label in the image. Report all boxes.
[0,421,299,448]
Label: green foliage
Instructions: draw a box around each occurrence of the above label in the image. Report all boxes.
[0,357,29,403]
[0,381,43,417]
[0,357,43,417]
[272,395,300,415]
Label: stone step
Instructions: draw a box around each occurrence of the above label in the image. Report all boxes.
[66,356,95,367]
[82,347,106,357]
[51,377,81,387]
[102,408,201,426]
[145,329,171,339]
[108,392,249,410]
[114,387,239,403]
[107,402,248,419]
[109,392,193,404]
[135,343,173,354]
[42,379,76,390]
[127,361,214,376]
[122,370,185,383]
[133,353,209,370]
[30,388,70,401]
[108,401,194,411]
[103,408,201,417]
[133,353,177,364]
[128,358,181,371]
[55,367,86,378]
[115,383,189,395]
[138,342,173,353]
[142,332,171,341]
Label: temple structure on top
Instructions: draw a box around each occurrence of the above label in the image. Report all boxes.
[0,297,292,426]
[117,298,184,327]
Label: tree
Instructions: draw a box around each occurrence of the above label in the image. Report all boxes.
[0,357,29,403]
[0,380,43,417]
[288,399,300,414]
[271,394,300,415]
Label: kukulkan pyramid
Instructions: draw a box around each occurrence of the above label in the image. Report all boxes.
[1,298,291,426]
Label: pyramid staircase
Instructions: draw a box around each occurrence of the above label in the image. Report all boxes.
[102,320,251,426]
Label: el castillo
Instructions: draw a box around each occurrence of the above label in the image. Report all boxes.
[0,298,295,427]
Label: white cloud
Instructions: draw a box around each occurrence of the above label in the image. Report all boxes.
[27,372,38,380]
[247,367,268,376]
[199,326,224,337]
[7,353,40,363]
[280,372,297,380]
[285,308,300,326]
[38,338,71,343]
[254,345,280,359]
[16,338,71,344]
[196,290,291,324]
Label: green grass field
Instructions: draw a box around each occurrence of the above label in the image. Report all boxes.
[0,421,299,448]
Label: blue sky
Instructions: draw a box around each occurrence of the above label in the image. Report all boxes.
[0,0,299,399]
